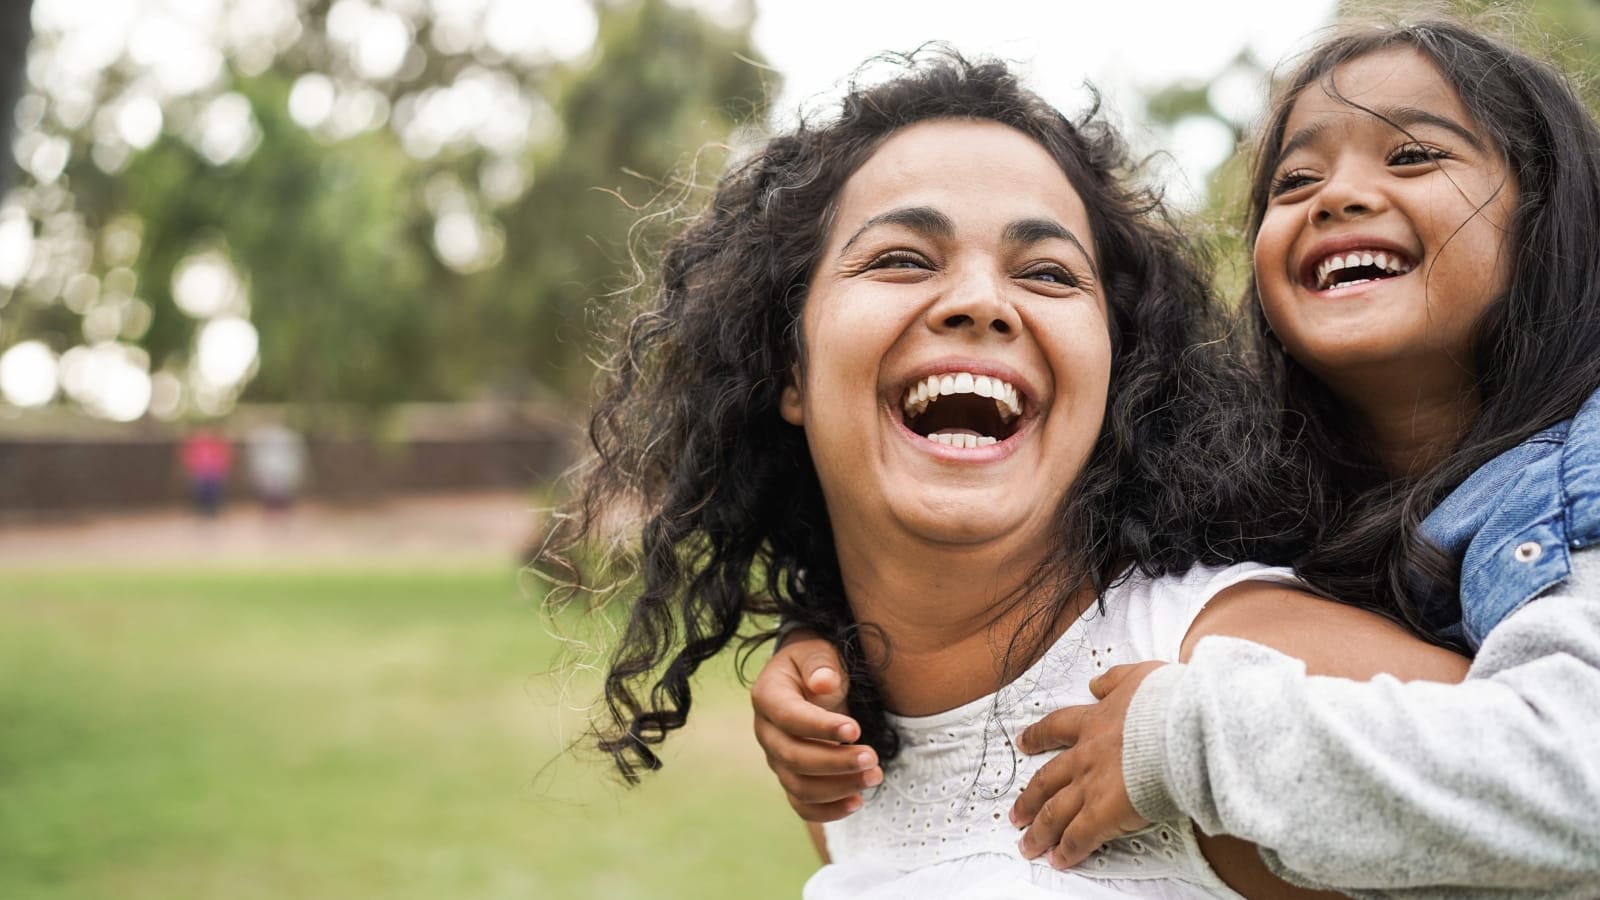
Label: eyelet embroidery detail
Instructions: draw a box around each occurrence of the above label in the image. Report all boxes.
[825,644,1216,881]
[817,566,1276,892]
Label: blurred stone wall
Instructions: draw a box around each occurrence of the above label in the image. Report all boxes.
[0,404,577,519]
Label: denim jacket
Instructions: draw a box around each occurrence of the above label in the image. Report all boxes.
[1418,388,1600,650]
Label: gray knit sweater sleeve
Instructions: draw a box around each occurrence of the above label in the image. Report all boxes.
[1122,548,1600,898]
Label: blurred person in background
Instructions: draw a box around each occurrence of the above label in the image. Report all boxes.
[246,424,307,512]
[179,427,232,518]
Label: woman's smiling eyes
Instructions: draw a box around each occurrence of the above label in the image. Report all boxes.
[859,249,1083,289]
[864,249,933,272]
[1018,263,1081,287]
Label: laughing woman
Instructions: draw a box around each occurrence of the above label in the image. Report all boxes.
[540,52,1464,898]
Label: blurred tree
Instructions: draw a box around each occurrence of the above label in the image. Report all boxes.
[0,0,772,428]
[0,0,32,194]
[443,0,771,399]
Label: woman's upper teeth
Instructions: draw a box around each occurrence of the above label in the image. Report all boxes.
[1314,250,1414,290]
[901,371,1022,421]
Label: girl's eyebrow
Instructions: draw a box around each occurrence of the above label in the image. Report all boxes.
[1276,104,1487,164]
[1381,106,1487,152]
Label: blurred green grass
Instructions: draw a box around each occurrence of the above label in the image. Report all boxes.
[0,568,817,899]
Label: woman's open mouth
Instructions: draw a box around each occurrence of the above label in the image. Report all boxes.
[899,371,1024,449]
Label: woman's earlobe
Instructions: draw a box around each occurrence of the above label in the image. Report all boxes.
[780,378,805,426]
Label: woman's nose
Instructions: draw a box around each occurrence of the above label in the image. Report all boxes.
[926,268,1020,336]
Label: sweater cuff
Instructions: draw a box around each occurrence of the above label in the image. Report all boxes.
[1123,663,1185,824]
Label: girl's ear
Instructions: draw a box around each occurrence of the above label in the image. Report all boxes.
[780,368,804,426]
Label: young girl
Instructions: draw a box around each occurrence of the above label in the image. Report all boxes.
[547,50,1464,899]
[757,17,1600,897]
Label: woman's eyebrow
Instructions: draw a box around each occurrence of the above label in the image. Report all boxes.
[1005,217,1098,279]
[839,206,953,254]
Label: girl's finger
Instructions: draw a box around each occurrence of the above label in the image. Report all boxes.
[1010,749,1076,826]
[775,765,884,808]
[1019,781,1084,862]
[1016,704,1088,754]
[758,727,879,777]
[791,792,866,823]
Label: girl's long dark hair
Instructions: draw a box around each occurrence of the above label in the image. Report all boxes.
[542,49,1311,782]
[1242,17,1600,629]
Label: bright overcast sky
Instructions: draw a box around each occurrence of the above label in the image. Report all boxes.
[747,0,1340,204]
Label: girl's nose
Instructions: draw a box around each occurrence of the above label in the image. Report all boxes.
[1311,167,1386,224]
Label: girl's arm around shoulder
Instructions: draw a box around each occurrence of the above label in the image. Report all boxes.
[1141,552,1600,896]
[1180,581,1469,682]
[1172,585,1465,899]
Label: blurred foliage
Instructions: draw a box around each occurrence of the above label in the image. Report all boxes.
[7,0,1597,427]
[0,0,771,429]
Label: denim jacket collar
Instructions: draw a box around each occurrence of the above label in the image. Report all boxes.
[1417,389,1600,649]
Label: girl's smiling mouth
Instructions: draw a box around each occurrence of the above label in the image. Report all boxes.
[1309,249,1416,291]
[898,369,1027,449]
[1298,239,1418,294]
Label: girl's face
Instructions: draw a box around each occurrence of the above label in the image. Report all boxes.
[1253,47,1517,401]
[780,119,1111,562]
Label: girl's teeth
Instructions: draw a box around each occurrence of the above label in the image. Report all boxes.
[1314,249,1416,289]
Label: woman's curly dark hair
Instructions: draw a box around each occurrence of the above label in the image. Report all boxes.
[1239,16,1600,636]
[540,48,1312,782]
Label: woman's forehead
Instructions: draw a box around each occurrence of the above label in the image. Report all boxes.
[827,119,1094,251]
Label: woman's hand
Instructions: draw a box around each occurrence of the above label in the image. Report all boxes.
[1010,661,1163,867]
[753,632,882,821]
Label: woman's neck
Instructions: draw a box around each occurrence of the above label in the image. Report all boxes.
[833,536,1093,717]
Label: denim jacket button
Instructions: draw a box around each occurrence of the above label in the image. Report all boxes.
[1513,541,1544,563]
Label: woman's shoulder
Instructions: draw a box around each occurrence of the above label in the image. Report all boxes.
[1106,562,1301,661]
[1120,561,1301,605]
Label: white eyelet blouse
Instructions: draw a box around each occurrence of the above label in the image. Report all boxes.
[805,562,1299,900]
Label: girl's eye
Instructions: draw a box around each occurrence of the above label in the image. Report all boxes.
[1019,264,1079,287]
[1389,143,1450,167]
[1269,169,1317,197]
